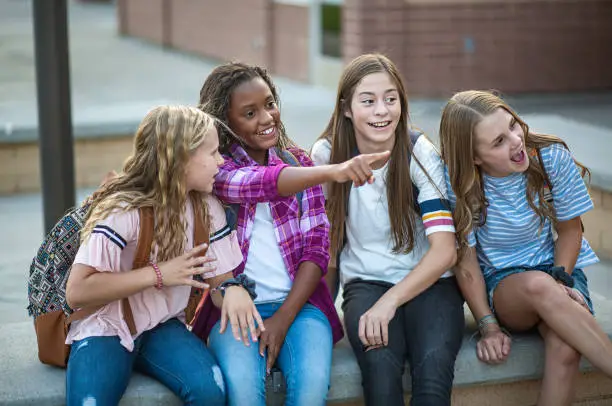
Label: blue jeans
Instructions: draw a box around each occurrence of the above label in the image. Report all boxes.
[208,302,333,406]
[66,318,225,406]
[342,277,465,406]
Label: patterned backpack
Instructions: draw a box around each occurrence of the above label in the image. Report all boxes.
[27,195,208,367]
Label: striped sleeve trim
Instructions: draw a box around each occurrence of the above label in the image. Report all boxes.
[210,224,231,243]
[92,225,127,249]
[419,199,455,234]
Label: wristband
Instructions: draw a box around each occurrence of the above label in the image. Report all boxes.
[478,314,499,336]
[149,261,163,290]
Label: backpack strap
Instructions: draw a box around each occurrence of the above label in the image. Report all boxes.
[185,193,210,324]
[277,148,303,214]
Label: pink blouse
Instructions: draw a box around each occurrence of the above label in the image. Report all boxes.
[66,195,243,351]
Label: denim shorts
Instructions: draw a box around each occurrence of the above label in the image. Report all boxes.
[484,264,594,315]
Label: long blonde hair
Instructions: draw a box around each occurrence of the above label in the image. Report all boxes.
[316,53,421,259]
[439,90,589,262]
[81,105,216,262]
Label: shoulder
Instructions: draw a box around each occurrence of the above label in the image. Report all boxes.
[310,138,332,166]
[284,146,314,167]
[88,206,140,249]
[204,194,230,233]
[411,134,443,174]
[538,142,573,168]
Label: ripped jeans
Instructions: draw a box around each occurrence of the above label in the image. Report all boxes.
[66,318,225,406]
[342,278,465,406]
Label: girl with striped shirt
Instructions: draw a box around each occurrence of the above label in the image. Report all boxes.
[311,54,464,406]
[440,90,612,406]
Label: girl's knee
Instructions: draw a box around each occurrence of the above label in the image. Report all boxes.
[183,364,226,406]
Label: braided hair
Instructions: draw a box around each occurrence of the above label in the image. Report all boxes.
[198,62,294,154]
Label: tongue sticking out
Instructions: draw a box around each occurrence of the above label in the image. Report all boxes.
[511,150,525,163]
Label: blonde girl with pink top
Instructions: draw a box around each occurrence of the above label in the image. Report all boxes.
[65,106,257,405]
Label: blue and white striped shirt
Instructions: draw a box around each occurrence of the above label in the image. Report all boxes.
[445,143,599,279]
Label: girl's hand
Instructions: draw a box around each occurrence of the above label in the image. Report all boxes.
[332,151,391,187]
[220,286,265,346]
[157,243,214,289]
[358,296,397,349]
[562,285,589,311]
[258,313,291,374]
[476,327,511,364]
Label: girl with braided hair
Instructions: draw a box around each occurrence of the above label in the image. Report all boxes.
[197,62,389,406]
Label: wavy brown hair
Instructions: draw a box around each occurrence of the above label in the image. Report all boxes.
[317,53,422,259]
[81,105,216,262]
[439,90,590,262]
[198,62,295,155]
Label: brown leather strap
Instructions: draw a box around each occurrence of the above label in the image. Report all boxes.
[66,306,103,324]
[191,193,210,247]
[134,206,154,268]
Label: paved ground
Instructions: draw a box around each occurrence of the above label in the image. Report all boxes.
[1,0,612,325]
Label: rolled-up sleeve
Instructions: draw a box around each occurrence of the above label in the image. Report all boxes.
[213,156,288,204]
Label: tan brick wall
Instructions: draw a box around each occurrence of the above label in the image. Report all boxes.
[118,0,311,82]
[584,186,612,260]
[117,0,168,46]
[271,3,310,82]
[168,0,272,68]
[0,138,133,195]
[343,0,612,97]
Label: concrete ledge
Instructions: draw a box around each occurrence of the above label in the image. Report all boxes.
[1,321,610,405]
[2,259,611,406]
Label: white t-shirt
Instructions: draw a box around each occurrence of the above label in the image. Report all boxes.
[244,203,292,303]
[311,136,455,285]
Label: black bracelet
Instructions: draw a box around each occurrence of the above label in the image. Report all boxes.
[212,274,258,300]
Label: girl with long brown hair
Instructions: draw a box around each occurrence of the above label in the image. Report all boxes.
[440,90,611,406]
[65,106,258,405]
[311,53,464,406]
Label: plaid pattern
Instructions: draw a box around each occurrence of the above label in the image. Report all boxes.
[213,144,343,343]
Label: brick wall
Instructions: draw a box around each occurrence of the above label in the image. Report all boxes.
[343,0,612,97]
[271,3,310,82]
[117,0,310,82]
[117,0,169,45]
[169,0,273,67]
[583,186,612,260]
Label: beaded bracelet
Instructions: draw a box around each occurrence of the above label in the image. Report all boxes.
[149,261,163,290]
[478,314,499,336]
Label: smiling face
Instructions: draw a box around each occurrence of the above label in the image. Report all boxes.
[227,77,280,164]
[473,107,530,177]
[344,72,401,154]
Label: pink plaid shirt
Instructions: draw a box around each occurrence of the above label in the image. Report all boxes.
[213,144,343,343]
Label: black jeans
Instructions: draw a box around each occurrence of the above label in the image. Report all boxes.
[342,277,465,406]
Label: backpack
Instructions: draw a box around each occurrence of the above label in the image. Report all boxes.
[27,194,209,367]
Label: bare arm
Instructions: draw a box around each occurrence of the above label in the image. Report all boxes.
[554,216,583,274]
[380,232,457,307]
[276,151,390,197]
[66,244,212,309]
[454,246,495,322]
